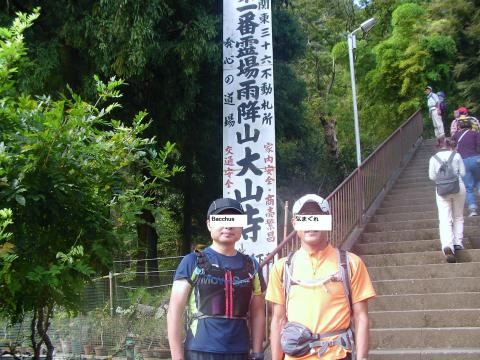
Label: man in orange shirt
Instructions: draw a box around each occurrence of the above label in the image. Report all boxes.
[266,194,376,360]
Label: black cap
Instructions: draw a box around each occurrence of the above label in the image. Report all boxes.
[207,198,244,218]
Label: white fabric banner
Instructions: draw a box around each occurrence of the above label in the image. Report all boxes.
[223,0,277,263]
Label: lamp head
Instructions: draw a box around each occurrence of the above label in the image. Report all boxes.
[360,18,376,34]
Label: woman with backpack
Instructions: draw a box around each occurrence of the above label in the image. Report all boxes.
[428,137,466,263]
[452,117,480,216]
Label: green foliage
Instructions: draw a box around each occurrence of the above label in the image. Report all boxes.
[0,9,40,93]
[286,0,360,172]
[0,208,16,312]
[125,287,169,308]
[0,208,13,243]
[357,3,456,141]
[429,0,480,114]
[152,205,182,258]
[0,11,182,325]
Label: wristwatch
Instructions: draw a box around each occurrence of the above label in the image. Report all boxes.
[250,352,264,360]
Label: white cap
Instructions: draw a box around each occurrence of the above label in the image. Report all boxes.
[292,194,330,215]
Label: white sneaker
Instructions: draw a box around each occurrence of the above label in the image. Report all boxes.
[468,209,478,217]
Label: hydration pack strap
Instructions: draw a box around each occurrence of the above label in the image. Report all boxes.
[338,249,353,315]
[194,249,256,280]
[189,312,248,321]
[283,251,296,315]
[338,250,355,359]
[225,270,233,318]
[309,328,355,357]
[284,250,352,315]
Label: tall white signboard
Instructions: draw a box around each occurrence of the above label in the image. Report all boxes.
[223,0,277,263]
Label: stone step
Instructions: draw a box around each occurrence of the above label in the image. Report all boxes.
[391,182,433,192]
[365,217,480,232]
[381,197,438,207]
[369,348,480,360]
[389,186,434,196]
[405,155,431,162]
[403,159,429,165]
[355,239,439,255]
[395,176,432,185]
[407,160,433,166]
[400,164,429,171]
[410,151,435,156]
[362,228,437,242]
[368,262,480,281]
[370,292,480,311]
[372,277,480,295]
[400,168,429,175]
[368,213,480,226]
[412,148,435,153]
[405,163,432,168]
[397,172,431,180]
[361,249,480,267]
[409,155,434,161]
[362,228,440,242]
[394,181,432,189]
[398,173,429,181]
[385,191,434,201]
[402,155,429,162]
[372,211,437,223]
[375,204,436,215]
[370,327,480,349]
[361,226,478,243]
[364,219,439,233]
[370,309,480,328]
[404,166,432,172]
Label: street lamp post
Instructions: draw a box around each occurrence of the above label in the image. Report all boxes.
[347,18,376,167]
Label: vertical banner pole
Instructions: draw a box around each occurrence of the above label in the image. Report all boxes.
[283,201,289,241]
[223,0,277,261]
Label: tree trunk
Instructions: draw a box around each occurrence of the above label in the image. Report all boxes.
[137,209,160,286]
[319,115,340,159]
[135,220,147,283]
[319,114,348,177]
[30,305,54,360]
[31,312,41,360]
[42,306,54,360]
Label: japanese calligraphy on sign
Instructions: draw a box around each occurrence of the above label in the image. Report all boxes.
[223,0,277,262]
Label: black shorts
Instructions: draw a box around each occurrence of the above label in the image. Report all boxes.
[185,350,249,360]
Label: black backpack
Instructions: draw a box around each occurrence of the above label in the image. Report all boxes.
[433,151,460,196]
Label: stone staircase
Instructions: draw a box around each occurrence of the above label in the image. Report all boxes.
[355,139,480,359]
